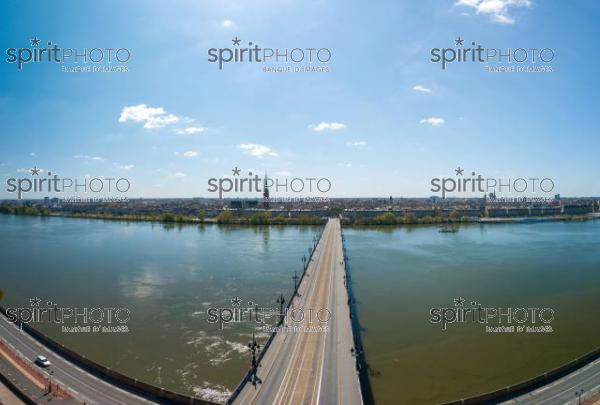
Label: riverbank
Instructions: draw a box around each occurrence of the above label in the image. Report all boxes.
[1,203,598,227]
[0,205,324,226]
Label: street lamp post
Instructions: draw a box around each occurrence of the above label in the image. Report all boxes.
[292,271,300,297]
[247,333,261,385]
[575,389,585,405]
[276,294,286,325]
[47,368,54,394]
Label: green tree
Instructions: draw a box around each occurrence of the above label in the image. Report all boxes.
[272,213,287,225]
[161,213,175,222]
[216,210,234,224]
[450,209,460,221]
[0,204,14,214]
[250,212,271,225]
[404,213,417,224]
[419,215,434,224]
[376,212,397,225]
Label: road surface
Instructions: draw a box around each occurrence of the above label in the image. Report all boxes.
[501,356,600,405]
[234,218,363,405]
[0,314,155,405]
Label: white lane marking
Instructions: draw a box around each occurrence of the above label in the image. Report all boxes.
[244,227,329,405]
[0,318,150,404]
[274,222,332,405]
[314,225,336,405]
[532,367,600,405]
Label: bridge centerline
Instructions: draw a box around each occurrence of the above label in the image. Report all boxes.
[231,218,364,405]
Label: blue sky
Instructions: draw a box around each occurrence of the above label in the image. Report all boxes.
[0,0,599,198]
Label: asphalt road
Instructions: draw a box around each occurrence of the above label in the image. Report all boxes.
[234,218,362,405]
[501,357,600,405]
[0,314,155,405]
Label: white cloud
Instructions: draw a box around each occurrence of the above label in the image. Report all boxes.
[413,85,432,94]
[118,104,180,129]
[273,171,291,177]
[176,126,206,135]
[17,167,42,173]
[175,151,199,158]
[74,154,105,162]
[419,117,446,127]
[491,13,515,24]
[337,163,352,168]
[239,143,279,157]
[312,122,346,132]
[114,163,134,170]
[30,152,36,157]
[456,0,531,24]
[172,172,186,178]
[347,141,367,147]
[222,20,235,28]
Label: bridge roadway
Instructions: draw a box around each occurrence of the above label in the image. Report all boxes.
[500,356,600,405]
[234,218,363,405]
[0,313,155,404]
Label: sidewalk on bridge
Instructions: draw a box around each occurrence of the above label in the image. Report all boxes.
[0,382,24,405]
[0,341,77,404]
[584,391,600,405]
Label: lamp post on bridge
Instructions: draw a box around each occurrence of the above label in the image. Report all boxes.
[248,333,261,385]
[276,294,286,325]
[575,389,585,405]
[47,368,54,394]
[292,271,300,297]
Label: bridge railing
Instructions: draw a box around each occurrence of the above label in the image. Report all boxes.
[226,223,326,404]
[0,338,39,405]
[340,226,375,405]
[441,345,600,404]
[0,306,216,405]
